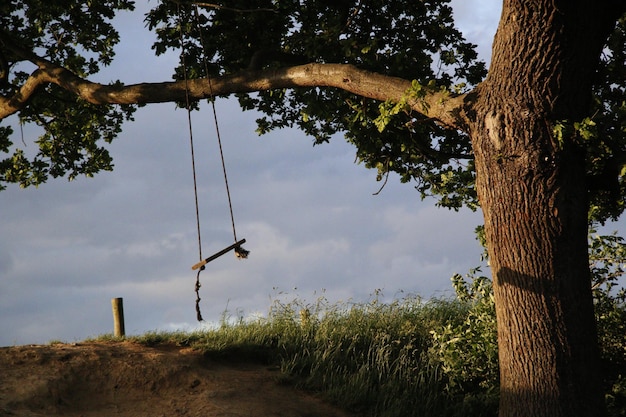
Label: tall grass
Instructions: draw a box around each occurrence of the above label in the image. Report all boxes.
[273,293,471,416]
[119,291,492,417]
[110,270,626,417]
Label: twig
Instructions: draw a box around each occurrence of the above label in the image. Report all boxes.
[191,2,277,13]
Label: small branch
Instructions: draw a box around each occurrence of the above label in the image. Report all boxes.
[372,167,390,195]
[185,1,277,13]
[411,134,473,161]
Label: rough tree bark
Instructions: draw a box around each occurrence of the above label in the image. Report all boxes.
[468,1,620,416]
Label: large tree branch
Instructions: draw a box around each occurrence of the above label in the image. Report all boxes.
[0,31,469,130]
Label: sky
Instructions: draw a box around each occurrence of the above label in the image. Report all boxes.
[1,1,621,346]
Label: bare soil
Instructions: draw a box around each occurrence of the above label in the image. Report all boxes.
[0,341,361,417]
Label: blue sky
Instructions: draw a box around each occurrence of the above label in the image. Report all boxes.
[1,1,620,346]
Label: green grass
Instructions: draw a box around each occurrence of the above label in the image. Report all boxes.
[85,277,626,417]
[88,292,494,417]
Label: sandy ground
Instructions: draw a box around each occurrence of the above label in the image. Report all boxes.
[0,341,362,417]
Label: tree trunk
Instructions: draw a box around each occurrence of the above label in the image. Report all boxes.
[469,1,619,416]
[473,106,604,417]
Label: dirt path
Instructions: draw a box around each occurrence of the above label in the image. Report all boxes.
[0,341,361,417]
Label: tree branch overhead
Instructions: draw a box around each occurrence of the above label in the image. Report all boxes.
[0,32,467,131]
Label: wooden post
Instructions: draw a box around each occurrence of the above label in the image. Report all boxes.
[111,297,125,337]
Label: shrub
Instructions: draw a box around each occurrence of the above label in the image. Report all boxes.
[590,231,626,416]
[429,270,499,417]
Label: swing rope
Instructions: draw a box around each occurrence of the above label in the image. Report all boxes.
[189,3,249,262]
[177,3,205,320]
[191,4,249,260]
[178,4,248,320]
[193,4,239,247]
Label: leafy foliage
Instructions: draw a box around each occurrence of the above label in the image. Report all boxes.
[589,230,626,415]
[2,0,486,199]
[1,1,624,223]
[147,0,487,208]
[430,230,626,417]
[583,15,626,222]
[0,95,135,188]
[143,1,625,217]
[430,271,499,416]
[0,0,137,189]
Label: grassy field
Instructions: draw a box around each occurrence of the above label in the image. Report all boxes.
[100,292,490,417]
[91,280,622,417]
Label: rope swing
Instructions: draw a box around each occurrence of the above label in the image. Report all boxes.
[178,3,248,321]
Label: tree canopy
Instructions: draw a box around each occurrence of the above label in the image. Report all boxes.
[1,1,624,221]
